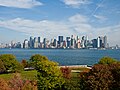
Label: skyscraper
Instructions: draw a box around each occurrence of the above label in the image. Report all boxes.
[71,35,75,48]
[104,36,107,48]
[58,36,63,47]
[92,39,97,48]
[29,36,34,48]
[66,37,71,48]
[38,37,41,43]
[43,38,47,48]
[23,39,29,48]
[34,37,38,48]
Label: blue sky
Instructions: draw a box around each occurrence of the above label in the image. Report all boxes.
[0,0,120,46]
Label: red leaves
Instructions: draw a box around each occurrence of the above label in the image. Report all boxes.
[0,73,37,90]
[60,67,71,79]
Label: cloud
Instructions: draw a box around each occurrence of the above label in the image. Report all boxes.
[0,14,92,38]
[0,0,43,8]
[93,15,107,21]
[0,14,120,46]
[69,14,88,23]
[68,14,92,34]
[62,0,91,8]
[0,18,72,38]
[92,25,120,46]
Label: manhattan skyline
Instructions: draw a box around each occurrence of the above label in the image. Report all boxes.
[0,0,120,46]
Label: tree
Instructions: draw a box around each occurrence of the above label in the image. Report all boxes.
[21,59,28,68]
[79,64,114,90]
[98,56,117,65]
[60,67,71,79]
[0,54,23,72]
[0,78,10,90]
[9,73,37,90]
[36,59,65,90]
[0,59,6,73]
[29,54,48,69]
[110,63,120,90]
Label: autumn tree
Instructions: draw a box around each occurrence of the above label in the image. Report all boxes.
[21,59,28,68]
[0,78,10,90]
[60,66,71,79]
[80,64,113,90]
[8,73,37,90]
[110,63,120,90]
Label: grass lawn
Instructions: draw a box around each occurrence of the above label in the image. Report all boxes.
[0,70,37,80]
[0,67,89,81]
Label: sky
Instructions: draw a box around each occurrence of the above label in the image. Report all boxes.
[0,0,120,46]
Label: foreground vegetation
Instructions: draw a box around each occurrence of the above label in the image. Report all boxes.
[0,54,120,90]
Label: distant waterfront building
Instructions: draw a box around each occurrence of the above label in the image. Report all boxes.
[23,39,29,48]
[53,39,57,48]
[71,35,75,48]
[43,38,47,48]
[66,37,71,48]
[104,36,107,48]
[76,39,81,48]
[16,42,22,48]
[97,37,100,48]
[92,39,97,48]
[58,36,63,47]
[11,40,16,48]
[29,36,34,48]
[34,37,38,48]
[38,37,41,43]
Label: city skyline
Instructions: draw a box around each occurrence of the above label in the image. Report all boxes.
[1,35,116,49]
[0,0,120,46]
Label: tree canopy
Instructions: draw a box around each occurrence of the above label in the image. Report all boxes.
[29,54,65,89]
[98,56,118,65]
[0,54,23,72]
[29,54,48,69]
[80,57,120,90]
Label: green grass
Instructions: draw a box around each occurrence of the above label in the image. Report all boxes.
[0,67,89,81]
[0,70,37,80]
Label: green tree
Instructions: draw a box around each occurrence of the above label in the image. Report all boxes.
[36,59,65,90]
[29,54,48,68]
[98,56,117,65]
[0,54,23,72]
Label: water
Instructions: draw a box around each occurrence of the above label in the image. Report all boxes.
[0,49,120,65]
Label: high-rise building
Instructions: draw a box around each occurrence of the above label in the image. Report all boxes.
[66,37,71,48]
[97,36,102,48]
[34,37,38,48]
[92,39,97,48]
[58,36,63,45]
[53,39,57,48]
[104,36,107,48]
[76,39,81,48]
[38,37,41,48]
[23,39,29,48]
[38,37,40,43]
[71,35,75,48]
[43,38,47,48]
[29,36,34,48]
